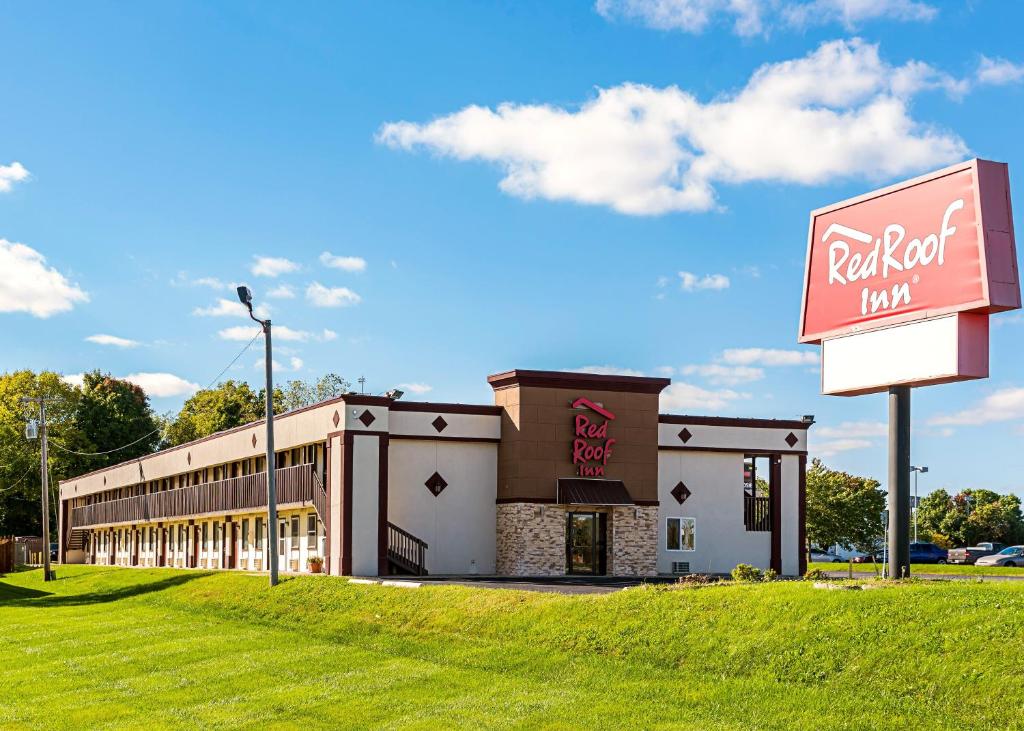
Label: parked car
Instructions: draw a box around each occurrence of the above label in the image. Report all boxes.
[976,546,1024,567]
[909,542,948,564]
[947,542,1005,565]
[809,549,843,563]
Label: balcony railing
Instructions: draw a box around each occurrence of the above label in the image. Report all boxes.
[743,494,771,532]
[71,464,320,529]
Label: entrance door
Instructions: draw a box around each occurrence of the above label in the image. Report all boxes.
[566,512,607,575]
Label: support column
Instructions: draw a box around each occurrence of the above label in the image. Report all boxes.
[769,455,782,575]
[888,386,911,579]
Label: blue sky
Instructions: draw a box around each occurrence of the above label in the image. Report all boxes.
[1,1,1023,495]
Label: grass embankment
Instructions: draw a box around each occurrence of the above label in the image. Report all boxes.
[3,567,1024,729]
[809,561,1024,577]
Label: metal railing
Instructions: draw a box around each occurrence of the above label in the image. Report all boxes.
[743,494,771,532]
[386,521,428,576]
[71,464,318,528]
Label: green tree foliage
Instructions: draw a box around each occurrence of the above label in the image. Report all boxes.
[164,380,263,446]
[805,458,885,552]
[917,488,1024,547]
[279,373,351,413]
[0,369,160,535]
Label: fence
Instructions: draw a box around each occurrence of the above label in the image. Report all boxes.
[0,536,14,574]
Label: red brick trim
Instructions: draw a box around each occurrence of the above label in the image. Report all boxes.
[798,454,807,576]
[659,414,813,430]
[391,434,501,444]
[770,456,782,575]
[341,431,354,576]
[378,434,390,576]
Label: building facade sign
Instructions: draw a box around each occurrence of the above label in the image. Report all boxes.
[571,397,616,477]
[799,159,1020,344]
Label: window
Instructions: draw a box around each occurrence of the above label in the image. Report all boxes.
[242,518,250,550]
[256,517,264,549]
[279,521,286,556]
[291,516,299,552]
[213,521,220,550]
[307,515,317,551]
[743,455,774,532]
[202,522,208,549]
[666,517,696,552]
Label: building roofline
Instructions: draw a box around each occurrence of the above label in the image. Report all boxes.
[658,414,814,430]
[487,369,670,394]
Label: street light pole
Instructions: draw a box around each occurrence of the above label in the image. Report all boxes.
[238,286,278,587]
[22,396,53,581]
[910,465,929,544]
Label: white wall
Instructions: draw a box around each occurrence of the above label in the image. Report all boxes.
[350,434,381,576]
[388,440,497,575]
[657,450,772,575]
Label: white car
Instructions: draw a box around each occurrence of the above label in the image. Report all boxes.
[975,545,1024,567]
[809,550,843,563]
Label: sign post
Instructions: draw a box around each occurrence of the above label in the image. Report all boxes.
[799,159,1020,579]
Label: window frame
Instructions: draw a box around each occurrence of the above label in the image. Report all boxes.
[665,516,696,552]
[306,514,317,551]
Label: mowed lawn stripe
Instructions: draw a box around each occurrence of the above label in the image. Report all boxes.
[2,566,1024,729]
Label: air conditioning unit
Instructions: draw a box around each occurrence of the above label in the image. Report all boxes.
[671,561,690,575]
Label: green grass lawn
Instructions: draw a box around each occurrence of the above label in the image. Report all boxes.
[3,567,1024,730]
[808,561,1024,577]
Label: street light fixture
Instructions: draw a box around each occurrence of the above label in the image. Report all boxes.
[237,285,279,587]
[910,465,929,543]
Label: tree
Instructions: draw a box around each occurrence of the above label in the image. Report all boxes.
[164,380,263,446]
[917,488,1024,546]
[805,459,885,552]
[279,373,350,413]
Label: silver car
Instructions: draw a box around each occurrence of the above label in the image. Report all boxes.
[976,545,1024,567]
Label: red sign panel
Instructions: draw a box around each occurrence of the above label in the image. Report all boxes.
[571,397,615,477]
[799,159,1019,343]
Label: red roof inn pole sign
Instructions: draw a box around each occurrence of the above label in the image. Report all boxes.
[799,159,1019,579]
[571,397,616,477]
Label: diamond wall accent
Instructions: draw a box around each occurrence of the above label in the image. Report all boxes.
[358,409,376,427]
[424,471,448,497]
[678,427,692,444]
[187,452,191,465]
[785,432,799,448]
[432,415,448,433]
[251,433,257,448]
[332,410,340,428]
[671,481,691,504]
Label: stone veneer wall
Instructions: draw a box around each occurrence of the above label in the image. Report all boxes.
[496,502,659,576]
[609,506,658,576]
[496,503,567,576]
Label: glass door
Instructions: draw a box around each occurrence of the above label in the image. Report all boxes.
[566,512,607,575]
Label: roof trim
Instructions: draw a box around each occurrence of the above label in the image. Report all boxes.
[659,414,814,430]
[487,369,670,394]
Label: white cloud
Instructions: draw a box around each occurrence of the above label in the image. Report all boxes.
[378,40,967,215]
[0,161,30,192]
[976,56,1024,86]
[679,271,729,291]
[289,356,303,371]
[595,0,935,37]
[61,373,85,388]
[222,324,336,344]
[170,272,227,290]
[251,256,299,277]
[193,298,269,319]
[319,252,367,272]
[569,365,648,377]
[267,284,295,299]
[254,356,304,372]
[660,381,749,411]
[398,382,433,395]
[306,282,362,308]
[810,438,873,458]
[123,372,199,398]
[681,364,764,385]
[654,365,676,376]
[0,239,89,318]
[85,334,140,349]
[929,387,1024,427]
[815,420,888,439]
[721,348,818,366]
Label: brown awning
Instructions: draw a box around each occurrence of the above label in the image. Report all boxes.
[556,478,633,506]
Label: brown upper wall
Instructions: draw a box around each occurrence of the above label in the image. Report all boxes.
[490,371,668,503]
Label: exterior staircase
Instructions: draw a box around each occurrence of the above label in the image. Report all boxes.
[386,522,428,576]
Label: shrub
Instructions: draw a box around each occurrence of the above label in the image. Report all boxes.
[731,563,776,582]
[804,568,828,581]
[675,573,715,586]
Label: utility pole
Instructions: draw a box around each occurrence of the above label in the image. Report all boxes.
[23,396,53,581]
[237,286,279,587]
[910,465,929,544]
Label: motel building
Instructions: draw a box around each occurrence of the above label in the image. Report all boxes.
[58,370,811,578]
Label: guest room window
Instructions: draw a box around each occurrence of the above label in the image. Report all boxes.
[666,517,696,552]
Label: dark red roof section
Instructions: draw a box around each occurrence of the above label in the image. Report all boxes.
[488,369,670,394]
[556,478,634,506]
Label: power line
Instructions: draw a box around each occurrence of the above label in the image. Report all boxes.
[46,327,263,458]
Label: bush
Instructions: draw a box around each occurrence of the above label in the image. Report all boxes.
[804,568,828,581]
[731,564,776,582]
[675,573,715,586]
